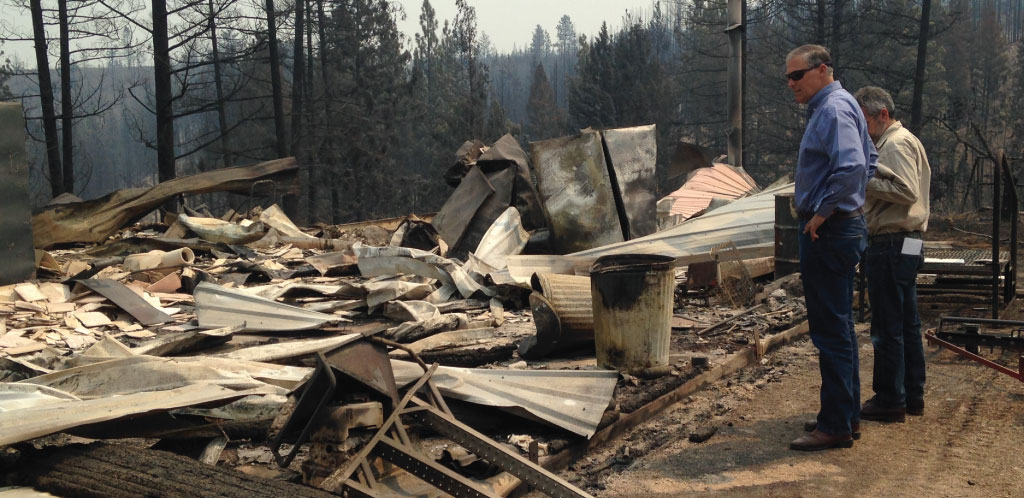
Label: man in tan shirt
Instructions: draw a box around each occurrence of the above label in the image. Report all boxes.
[854,86,931,423]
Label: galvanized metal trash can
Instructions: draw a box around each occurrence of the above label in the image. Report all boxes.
[590,254,675,373]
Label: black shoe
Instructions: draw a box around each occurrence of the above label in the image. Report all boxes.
[861,398,906,423]
[907,398,924,416]
[804,420,861,440]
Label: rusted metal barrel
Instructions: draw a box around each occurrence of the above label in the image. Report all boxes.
[589,254,674,373]
[774,193,800,279]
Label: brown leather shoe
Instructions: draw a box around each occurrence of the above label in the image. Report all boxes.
[803,420,860,440]
[790,429,854,451]
[861,398,906,422]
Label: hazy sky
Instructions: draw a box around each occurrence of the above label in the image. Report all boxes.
[394,0,654,52]
[1,0,654,65]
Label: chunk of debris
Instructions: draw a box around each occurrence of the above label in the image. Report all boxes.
[179,214,267,245]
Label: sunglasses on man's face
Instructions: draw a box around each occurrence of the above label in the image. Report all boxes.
[786,62,829,81]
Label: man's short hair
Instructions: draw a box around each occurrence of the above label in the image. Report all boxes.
[786,45,834,77]
[854,86,896,119]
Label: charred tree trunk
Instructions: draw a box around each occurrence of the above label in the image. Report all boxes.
[290,0,305,156]
[830,0,843,73]
[265,0,287,157]
[815,0,826,45]
[315,0,327,87]
[30,0,63,197]
[305,0,314,105]
[57,0,73,194]
[304,0,317,220]
[291,0,309,218]
[910,0,931,135]
[208,0,231,167]
[152,0,175,184]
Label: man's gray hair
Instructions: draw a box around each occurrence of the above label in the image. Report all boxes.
[786,44,834,77]
[854,86,896,119]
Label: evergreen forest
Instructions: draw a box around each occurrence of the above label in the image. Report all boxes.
[1,0,1021,223]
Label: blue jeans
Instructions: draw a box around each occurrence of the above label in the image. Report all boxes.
[799,215,867,436]
[865,236,926,407]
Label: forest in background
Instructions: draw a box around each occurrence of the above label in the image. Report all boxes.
[1,0,1023,224]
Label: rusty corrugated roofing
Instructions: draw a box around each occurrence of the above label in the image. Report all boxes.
[664,163,760,219]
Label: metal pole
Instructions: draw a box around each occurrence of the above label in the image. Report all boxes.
[1003,153,1018,303]
[726,0,745,168]
[992,154,1001,319]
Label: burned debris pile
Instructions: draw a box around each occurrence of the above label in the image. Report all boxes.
[1,125,810,498]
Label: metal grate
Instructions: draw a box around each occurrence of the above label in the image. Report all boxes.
[711,241,755,307]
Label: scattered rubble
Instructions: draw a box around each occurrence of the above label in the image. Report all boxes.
[1,129,813,498]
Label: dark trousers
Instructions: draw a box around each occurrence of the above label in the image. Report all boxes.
[865,236,926,407]
[799,215,867,436]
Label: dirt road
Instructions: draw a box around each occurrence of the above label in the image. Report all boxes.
[565,322,1024,497]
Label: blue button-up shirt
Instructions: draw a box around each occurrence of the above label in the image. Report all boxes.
[796,81,877,218]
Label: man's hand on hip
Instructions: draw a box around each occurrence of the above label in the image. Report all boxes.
[803,214,828,241]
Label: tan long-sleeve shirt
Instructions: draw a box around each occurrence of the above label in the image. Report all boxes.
[864,121,930,235]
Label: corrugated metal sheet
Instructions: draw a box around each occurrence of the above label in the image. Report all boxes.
[471,206,529,271]
[193,282,337,331]
[355,244,494,298]
[664,163,760,219]
[0,383,266,446]
[573,182,792,259]
[391,360,618,438]
[531,274,593,331]
[504,183,792,282]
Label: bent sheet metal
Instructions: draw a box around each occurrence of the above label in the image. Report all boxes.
[391,360,617,438]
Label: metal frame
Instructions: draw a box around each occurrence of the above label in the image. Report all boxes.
[925,316,1024,382]
[270,351,337,467]
[918,151,1018,318]
[279,358,594,498]
[711,241,755,307]
[316,365,593,497]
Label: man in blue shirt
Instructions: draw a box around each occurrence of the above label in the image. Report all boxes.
[785,45,877,451]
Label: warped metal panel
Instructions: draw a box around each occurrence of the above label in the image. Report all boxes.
[432,166,495,250]
[603,125,659,239]
[451,166,516,260]
[391,360,618,438]
[0,382,263,446]
[76,278,173,325]
[355,244,494,298]
[477,133,547,232]
[193,281,337,331]
[504,183,791,281]
[471,206,529,272]
[18,355,307,397]
[531,130,624,254]
[0,103,35,285]
[214,334,362,362]
[574,182,792,259]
